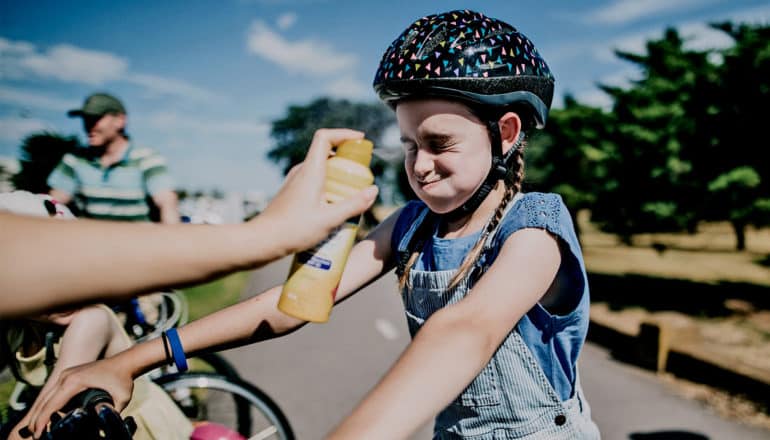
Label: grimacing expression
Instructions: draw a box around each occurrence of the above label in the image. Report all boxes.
[397,99,492,214]
[82,113,125,147]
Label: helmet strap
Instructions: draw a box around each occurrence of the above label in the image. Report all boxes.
[444,122,523,222]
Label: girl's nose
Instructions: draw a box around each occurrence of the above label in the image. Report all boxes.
[412,148,433,178]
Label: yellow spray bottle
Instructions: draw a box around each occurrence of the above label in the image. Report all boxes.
[277,138,375,322]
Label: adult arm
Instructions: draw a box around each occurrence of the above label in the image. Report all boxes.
[0,129,378,318]
[327,228,562,439]
[48,189,72,205]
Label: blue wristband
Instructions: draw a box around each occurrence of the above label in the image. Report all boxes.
[165,328,188,372]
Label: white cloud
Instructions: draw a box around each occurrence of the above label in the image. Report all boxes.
[276,12,297,30]
[139,111,270,137]
[0,86,75,112]
[574,89,614,110]
[246,20,357,75]
[586,0,722,25]
[324,75,369,100]
[0,36,217,102]
[21,44,128,85]
[0,37,35,55]
[727,4,770,23]
[596,2,770,63]
[126,73,220,102]
[677,22,735,51]
[595,30,654,62]
[599,67,642,88]
[0,116,51,141]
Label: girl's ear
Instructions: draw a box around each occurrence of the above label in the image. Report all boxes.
[498,112,522,155]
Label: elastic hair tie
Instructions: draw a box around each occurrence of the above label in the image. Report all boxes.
[165,328,188,372]
[160,331,173,367]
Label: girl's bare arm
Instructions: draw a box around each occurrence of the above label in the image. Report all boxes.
[327,228,561,439]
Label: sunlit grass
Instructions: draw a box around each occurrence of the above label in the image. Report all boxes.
[181,271,251,321]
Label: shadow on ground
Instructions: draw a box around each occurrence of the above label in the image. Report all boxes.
[629,432,709,440]
[588,272,770,317]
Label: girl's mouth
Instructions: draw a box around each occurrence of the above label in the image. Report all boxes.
[416,175,442,187]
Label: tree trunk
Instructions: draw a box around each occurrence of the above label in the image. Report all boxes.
[731,220,746,251]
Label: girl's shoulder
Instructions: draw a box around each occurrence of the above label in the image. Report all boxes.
[498,191,577,243]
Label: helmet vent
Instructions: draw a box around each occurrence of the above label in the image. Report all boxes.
[415,23,447,59]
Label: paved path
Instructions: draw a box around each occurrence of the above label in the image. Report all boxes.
[218,258,769,439]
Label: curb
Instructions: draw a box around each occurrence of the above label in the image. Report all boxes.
[587,315,770,407]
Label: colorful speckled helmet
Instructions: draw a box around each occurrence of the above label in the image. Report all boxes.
[373,9,554,129]
[374,10,555,219]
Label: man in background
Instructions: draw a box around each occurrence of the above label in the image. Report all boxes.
[48,92,179,223]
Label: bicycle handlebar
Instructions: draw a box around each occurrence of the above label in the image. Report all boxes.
[20,389,136,440]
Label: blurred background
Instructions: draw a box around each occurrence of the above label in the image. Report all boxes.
[1,0,769,438]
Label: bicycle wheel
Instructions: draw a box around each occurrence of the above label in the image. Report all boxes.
[155,372,294,440]
[192,352,241,379]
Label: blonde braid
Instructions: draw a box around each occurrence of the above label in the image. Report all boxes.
[447,182,515,289]
[398,249,420,291]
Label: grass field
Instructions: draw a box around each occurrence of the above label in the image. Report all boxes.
[180,270,252,321]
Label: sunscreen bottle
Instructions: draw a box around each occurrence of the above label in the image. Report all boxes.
[277,138,375,322]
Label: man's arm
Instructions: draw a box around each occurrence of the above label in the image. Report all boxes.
[151,190,180,224]
[49,188,72,205]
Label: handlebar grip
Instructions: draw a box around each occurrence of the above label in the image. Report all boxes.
[80,388,114,408]
[60,388,113,413]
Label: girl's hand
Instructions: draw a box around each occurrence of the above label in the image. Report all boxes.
[9,412,34,440]
[25,357,133,439]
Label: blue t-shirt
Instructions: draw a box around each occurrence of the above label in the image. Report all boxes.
[390,192,590,401]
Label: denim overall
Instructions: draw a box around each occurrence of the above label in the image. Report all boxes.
[396,194,600,439]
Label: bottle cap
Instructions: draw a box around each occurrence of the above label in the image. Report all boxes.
[335,139,373,167]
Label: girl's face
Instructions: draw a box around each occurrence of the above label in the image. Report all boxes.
[397,99,492,214]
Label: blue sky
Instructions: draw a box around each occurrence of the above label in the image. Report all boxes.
[1,0,768,195]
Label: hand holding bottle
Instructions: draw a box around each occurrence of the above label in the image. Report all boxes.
[258,128,379,258]
[278,134,376,322]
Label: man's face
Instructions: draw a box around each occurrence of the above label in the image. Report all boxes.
[82,113,125,147]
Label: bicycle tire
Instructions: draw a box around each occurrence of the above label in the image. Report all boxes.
[155,372,294,440]
[194,352,241,380]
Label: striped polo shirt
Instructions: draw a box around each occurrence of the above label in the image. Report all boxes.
[48,144,174,222]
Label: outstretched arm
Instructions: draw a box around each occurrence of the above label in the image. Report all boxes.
[23,198,402,439]
[0,129,378,318]
[327,228,561,439]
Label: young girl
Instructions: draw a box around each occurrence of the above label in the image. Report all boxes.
[26,10,600,439]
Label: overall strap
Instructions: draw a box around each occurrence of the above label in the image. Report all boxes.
[469,191,525,283]
[395,206,434,279]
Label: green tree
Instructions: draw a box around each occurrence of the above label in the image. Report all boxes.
[704,22,770,250]
[593,29,715,243]
[268,97,394,172]
[528,95,616,238]
[12,131,81,193]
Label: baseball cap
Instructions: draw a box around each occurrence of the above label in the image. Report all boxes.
[67,93,126,118]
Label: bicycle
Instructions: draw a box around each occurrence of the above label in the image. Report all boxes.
[15,388,136,440]
[157,372,294,440]
[16,381,293,440]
